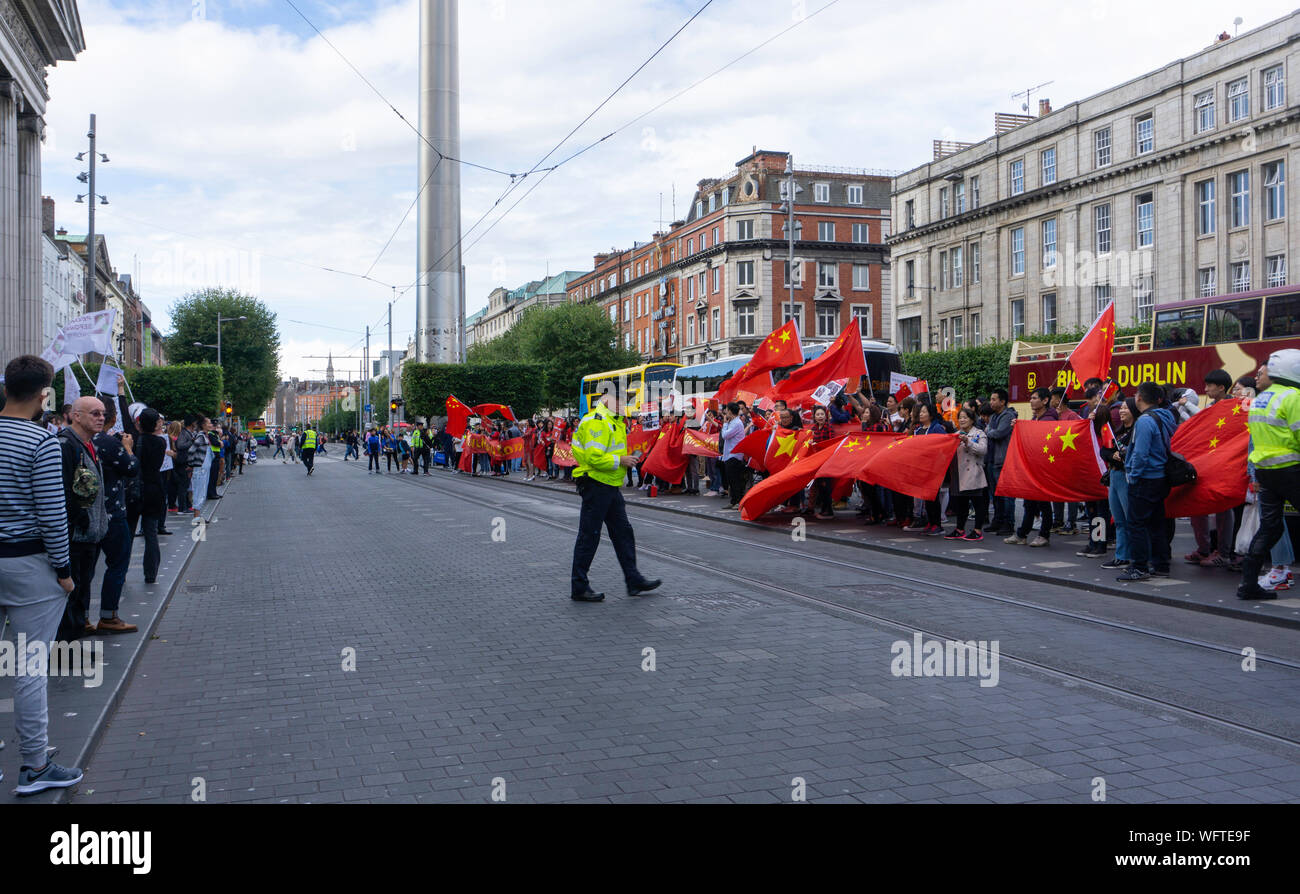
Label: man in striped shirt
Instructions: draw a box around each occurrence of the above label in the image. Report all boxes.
[0,355,85,794]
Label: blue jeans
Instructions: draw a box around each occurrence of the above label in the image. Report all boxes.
[1108,474,1131,562]
[98,514,132,615]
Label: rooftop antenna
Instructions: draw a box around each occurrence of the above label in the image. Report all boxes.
[1233,16,1243,35]
[1011,80,1054,113]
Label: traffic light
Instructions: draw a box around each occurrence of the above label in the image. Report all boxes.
[224,400,233,416]
[389,400,399,414]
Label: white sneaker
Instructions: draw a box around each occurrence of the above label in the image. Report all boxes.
[1260,566,1291,591]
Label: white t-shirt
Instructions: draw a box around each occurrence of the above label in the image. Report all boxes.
[159,433,174,471]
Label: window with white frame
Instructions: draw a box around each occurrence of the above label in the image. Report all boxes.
[608,305,616,322]
[623,299,630,319]
[1041,147,1056,185]
[969,313,980,347]
[695,201,703,218]
[951,314,963,348]
[955,181,966,213]
[1228,78,1249,122]
[1265,161,1285,221]
[952,246,963,287]
[847,184,864,204]
[1197,179,1216,235]
[698,272,706,298]
[1134,275,1153,324]
[1010,160,1024,196]
[712,307,721,340]
[818,262,837,288]
[721,186,730,205]
[709,193,717,213]
[1011,299,1025,338]
[816,304,838,337]
[1094,284,1112,318]
[1195,89,1215,133]
[1095,204,1112,254]
[700,232,708,250]
[1136,114,1154,154]
[686,277,694,300]
[1041,293,1057,334]
[818,221,835,241]
[737,260,754,286]
[970,175,980,208]
[1230,170,1250,228]
[1198,267,1217,297]
[1264,65,1285,111]
[970,242,980,283]
[687,317,695,345]
[905,259,915,296]
[624,331,631,349]
[940,187,949,217]
[702,313,709,343]
[814,183,830,203]
[1042,219,1057,268]
[905,200,915,228]
[737,219,754,240]
[712,225,719,244]
[1267,255,1287,288]
[852,223,870,243]
[736,304,755,336]
[712,266,720,292]
[783,303,803,332]
[1095,127,1112,167]
[940,250,948,290]
[784,261,803,287]
[941,317,949,350]
[852,264,871,291]
[851,305,872,339]
[1136,193,1154,248]
[688,238,694,255]
[1010,227,1025,275]
[1232,261,1251,292]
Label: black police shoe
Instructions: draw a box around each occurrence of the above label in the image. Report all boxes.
[1237,586,1278,601]
[571,591,605,602]
[628,579,662,597]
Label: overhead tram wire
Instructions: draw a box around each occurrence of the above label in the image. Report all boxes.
[364,156,441,280]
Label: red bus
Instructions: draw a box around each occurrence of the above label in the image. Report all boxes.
[1008,284,1300,410]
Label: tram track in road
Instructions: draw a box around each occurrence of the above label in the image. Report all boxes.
[336,459,1300,752]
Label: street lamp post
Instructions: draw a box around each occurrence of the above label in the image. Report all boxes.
[215,314,246,369]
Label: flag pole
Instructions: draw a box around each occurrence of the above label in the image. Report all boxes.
[74,357,96,395]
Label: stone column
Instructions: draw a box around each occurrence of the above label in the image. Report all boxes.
[0,81,18,362]
[17,108,43,356]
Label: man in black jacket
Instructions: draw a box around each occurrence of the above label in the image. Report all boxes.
[58,396,109,641]
[984,388,1018,536]
[92,394,139,634]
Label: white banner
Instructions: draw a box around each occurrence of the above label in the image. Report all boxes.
[59,309,117,356]
[40,332,78,372]
[63,366,81,404]
[889,372,918,396]
[96,363,123,396]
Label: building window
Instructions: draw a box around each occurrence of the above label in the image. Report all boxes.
[1265,161,1286,221]
[969,313,980,347]
[1011,299,1025,338]
[899,317,921,353]
[783,303,804,333]
[905,259,915,296]
[818,221,836,241]
[1094,204,1112,254]
[623,299,630,320]
[1041,293,1057,334]
[818,262,837,288]
[737,219,754,240]
[1264,65,1285,111]
[1042,219,1057,268]
[712,225,720,245]
[1198,267,1217,298]
[722,186,730,205]
[687,277,694,300]
[737,261,754,286]
[608,306,616,322]
[970,243,980,283]
[1094,284,1111,318]
[1010,160,1024,196]
[955,181,966,213]
[784,260,802,287]
[1136,114,1154,154]
[687,317,694,346]
[851,305,872,339]
[852,264,871,291]
[1230,170,1250,228]
[816,305,838,337]
[847,184,864,204]
[702,312,709,343]
[814,183,830,203]
[970,175,980,209]
[708,193,717,213]
[698,272,706,298]
[1232,261,1251,293]
[687,238,694,256]
[1197,179,1216,235]
[939,250,948,290]
[736,304,755,336]
[1041,147,1056,185]
[1228,77,1249,122]
[1010,228,1025,275]
[1267,255,1287,288]
[852,223,870,243]
[1134,275,1154,325]
[1136,193,1154,248]
[940,187,950,217]
[1195,89,1215,133]
[952,246,963,287]
[1094,127,1111,167]
[940,317,949,350]
[712,266,720,292]
[905,199,915,228]
[712,307,721,340]
[951,314,963,349]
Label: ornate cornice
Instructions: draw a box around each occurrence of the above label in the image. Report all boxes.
[0,0,44,75]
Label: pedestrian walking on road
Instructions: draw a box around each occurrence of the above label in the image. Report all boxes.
[569,390,661,603]
[300,425,318,476]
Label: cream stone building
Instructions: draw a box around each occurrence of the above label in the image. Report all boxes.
[890,10,1299,354]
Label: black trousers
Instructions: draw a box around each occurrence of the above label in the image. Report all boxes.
[571,476,644,596]
[301,448,315,473]
[724,458,747,507]
[1241,465,1300,585]
[952,489,989,531]
[368,452,380,471]
[1127,476,1171,572]
[1017,500,1052,539]
[59,541,100,641]
[416,447,431,473]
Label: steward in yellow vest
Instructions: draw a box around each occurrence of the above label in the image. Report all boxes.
[1239,349,1300,600]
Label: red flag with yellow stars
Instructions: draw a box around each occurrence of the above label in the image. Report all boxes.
[1068,302,1115,386]
[446,395,472,437]
[739,441,841,521]
[1164,398,1250,518]
[715,321,804,404]
[818,431,906,479]
[763,428,813,475]
[858,434,959,500]
[995,420,1108,502]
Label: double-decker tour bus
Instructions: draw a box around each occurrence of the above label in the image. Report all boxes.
[1008,284,1300,411]
[673,339,903,405]
[578,362,682,416]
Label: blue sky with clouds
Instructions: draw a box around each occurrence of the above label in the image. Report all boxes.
[39,0,1295,379]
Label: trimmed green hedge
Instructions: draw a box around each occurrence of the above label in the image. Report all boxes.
[402,363,545,421]
[53,362,224,420]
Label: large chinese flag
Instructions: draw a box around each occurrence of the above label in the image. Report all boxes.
[768,320,867,406]
[681,427,721,457]
[474,403,516,422]
[641,421,688,482]
[1068,302,1115,386]
[1165,398,1250,518]
[446,395,471,438]
[857,434,958,500]
[763,428,813,475]
[818,431,906,479]
[996,420,1108,501]
[733,428,773,471]
[739,441,841,521]
[715,321,804,404]
[552,441,577,468]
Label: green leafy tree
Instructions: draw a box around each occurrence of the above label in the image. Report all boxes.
[165,288,281,420]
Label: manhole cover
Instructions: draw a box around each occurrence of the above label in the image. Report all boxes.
[184,585,218,593]
[662,592,764,612]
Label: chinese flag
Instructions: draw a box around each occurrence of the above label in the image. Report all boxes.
[682,427,721,457]
[715,321,804,403]
[734,428,773,471]
[818,432,906,479]
[768,320,867,406]
[1068,302,1115,386]
[749,409,772,430]
[552,441,577,468]
[458,445,474,472]
[474,403,516,422]
[446,395,471,438]
[1165,398,1250,518]
[627,424,660,457]
[995,420,1108,502]
[831,422,861,439]
[739,441,840,521]
[532,441,547,468]
[764,428,813,475]
[641,421,689,483]
[857,434,958,500]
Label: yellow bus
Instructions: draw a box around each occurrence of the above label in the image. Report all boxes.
[579,363,681,416]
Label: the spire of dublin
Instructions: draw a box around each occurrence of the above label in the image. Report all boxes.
[416,0,463,363]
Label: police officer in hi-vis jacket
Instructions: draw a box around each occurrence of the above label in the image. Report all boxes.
[569,390,661,603]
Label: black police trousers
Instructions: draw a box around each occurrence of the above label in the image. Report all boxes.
[571,475,643,597]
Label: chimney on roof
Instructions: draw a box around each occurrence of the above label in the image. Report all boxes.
[42,196,55,238]
[1038,98,1052,116]
[1217,31,1231,42]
